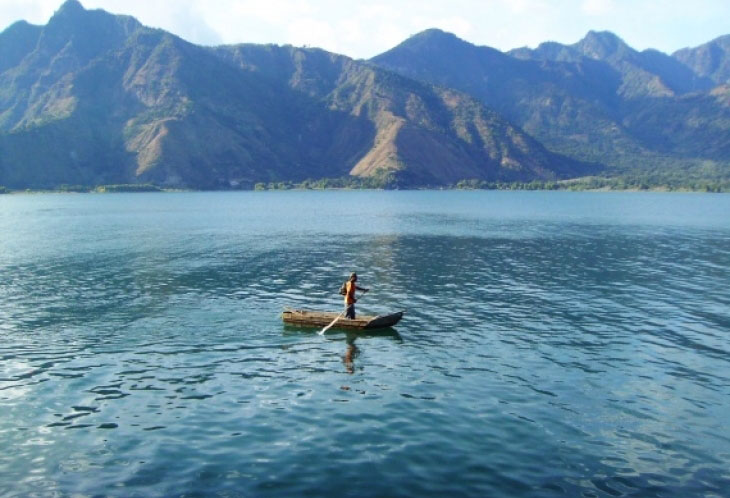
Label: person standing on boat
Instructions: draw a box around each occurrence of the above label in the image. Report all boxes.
[344,272,368,319]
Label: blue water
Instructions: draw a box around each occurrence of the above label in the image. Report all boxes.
[1,191,729,497]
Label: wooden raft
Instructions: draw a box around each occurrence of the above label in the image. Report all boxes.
[282,309,404,330]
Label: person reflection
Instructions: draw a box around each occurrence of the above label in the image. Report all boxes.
[343,334,359,374]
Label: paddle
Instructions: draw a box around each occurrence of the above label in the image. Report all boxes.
[318,289,368,335]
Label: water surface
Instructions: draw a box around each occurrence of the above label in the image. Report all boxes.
[1,191,729,496]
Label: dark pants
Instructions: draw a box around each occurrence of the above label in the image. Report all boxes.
[345,304,356,319]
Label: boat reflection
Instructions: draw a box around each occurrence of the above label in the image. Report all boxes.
[344,335,358,374]
[342,329,403,374]
[282,326,402,374]
[282,324,402,341]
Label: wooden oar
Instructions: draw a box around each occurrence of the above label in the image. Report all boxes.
[318,290,368,335]
[318,310,346,336]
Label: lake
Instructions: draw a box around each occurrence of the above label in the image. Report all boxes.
[1,190,729,497]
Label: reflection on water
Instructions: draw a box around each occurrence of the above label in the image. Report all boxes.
[0,191,729,497]
[344,335,358,375]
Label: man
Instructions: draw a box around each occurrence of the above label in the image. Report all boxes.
[344,272,369,319]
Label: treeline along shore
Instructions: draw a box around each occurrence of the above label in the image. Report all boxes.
[1,176,727,194]
[0,184,163,194]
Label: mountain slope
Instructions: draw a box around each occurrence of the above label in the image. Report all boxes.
[212,43,594,184]
[372,29,730,180]
[371,29,643,166]
[511,30,715,97]
[0,21,42,75]
[673,35,730,87]
[0,1,591,189]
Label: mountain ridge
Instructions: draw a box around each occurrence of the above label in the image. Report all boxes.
[509,29,715,97]
[673,35,730,87]
[0,1,727,190]
[372,28,730,185]
[0,1,593,189]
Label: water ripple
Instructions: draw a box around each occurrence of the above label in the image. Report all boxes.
[1,192,729,496]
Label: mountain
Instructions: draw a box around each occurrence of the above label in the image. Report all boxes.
[673,35,730,87]
[0,1,590,189]
[0,21,42,75]
[372,29,730,183]
[511,30,715,97]
[2,3,727,190]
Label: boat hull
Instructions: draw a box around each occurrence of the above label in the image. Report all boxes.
[282,309,404,330]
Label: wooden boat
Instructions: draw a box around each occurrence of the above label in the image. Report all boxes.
[282,309,404,330]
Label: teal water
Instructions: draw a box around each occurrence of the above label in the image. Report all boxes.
[1,191,729,497]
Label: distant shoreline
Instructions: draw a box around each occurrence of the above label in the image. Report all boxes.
[2,175,729,195]
[1,185,727,195]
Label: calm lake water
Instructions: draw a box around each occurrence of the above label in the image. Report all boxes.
[1,191,729,497]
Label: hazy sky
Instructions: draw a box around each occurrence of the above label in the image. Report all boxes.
[1,0,728,58]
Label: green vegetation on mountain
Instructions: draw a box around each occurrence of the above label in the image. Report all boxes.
[454,176,728,193]
[372,29,730,186]
[673,35,730,87]
[0,0,590,189]
[0,1,727,190]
